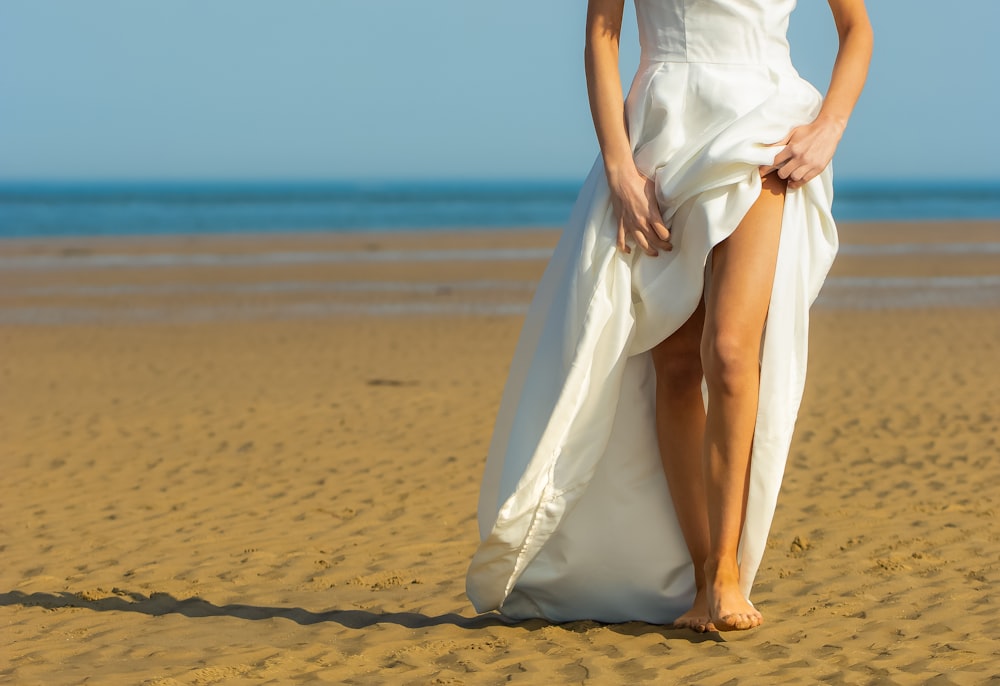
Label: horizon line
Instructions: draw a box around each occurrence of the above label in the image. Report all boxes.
[1,176,999,188]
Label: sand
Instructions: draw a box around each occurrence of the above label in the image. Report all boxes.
[1,221,999,684]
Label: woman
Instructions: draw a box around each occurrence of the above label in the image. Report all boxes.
[467,0,872,632]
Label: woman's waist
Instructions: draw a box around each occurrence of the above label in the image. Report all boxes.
[627,56,819,115]
[638,41,794,69]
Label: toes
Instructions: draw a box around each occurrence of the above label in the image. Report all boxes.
[714,614,735,631]
[715,613,756,631]
[691,617,712,634]
[673,615,716,633]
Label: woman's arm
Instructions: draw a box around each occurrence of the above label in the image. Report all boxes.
[764,0,873,188]
[585,0,671,255]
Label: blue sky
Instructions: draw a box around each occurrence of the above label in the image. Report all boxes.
[1,1,998,182]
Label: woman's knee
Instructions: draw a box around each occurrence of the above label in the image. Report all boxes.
[701,328,761,393]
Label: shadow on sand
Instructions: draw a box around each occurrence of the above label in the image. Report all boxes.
[0,589,721,642]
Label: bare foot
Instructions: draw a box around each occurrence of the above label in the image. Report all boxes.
[671,587,717,633]
[704,559,763,632]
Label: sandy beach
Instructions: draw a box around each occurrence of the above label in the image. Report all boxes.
[2,220,999,684]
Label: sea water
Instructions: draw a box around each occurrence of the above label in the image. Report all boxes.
[0,179,997,239]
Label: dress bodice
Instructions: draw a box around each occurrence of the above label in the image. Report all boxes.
[634,0,796,66]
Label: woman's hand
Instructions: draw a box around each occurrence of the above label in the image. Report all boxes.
[608,165,672,256]
[760,114,846,189]
[763,0,871,189]
[584,0,670,257]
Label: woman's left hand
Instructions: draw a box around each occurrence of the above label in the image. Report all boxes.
[760,114,846,189]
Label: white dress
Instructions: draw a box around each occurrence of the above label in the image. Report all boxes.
[466,0,838,624]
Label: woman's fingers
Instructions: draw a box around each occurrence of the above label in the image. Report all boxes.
[771,146,794,169]
[768,133,793,147]
[617,216,630,254]
[778,157,813,184]
[609,168,673,256]
[641,178,670,253]
[619,213,671,256]
[788,165,817,189]
[760,132,794,177]
[632,228,656,256]
[620,222,670,256]
[649,218,673,251]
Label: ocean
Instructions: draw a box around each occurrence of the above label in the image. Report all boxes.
[0,179,998,239]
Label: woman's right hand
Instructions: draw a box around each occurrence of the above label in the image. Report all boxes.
[607,165,672,256]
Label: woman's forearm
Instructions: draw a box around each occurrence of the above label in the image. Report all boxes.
[584,0,635,183]
[765,0,871,187]
[816,2,874,133]
[584,0,671,255]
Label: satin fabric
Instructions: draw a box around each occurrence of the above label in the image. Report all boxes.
[466,0,838,624]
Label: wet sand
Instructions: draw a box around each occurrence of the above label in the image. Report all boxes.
[2,221,999,684]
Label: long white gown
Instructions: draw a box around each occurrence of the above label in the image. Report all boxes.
[466,0,839,624]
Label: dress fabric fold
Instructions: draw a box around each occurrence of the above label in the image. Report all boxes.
[466,0,839,624]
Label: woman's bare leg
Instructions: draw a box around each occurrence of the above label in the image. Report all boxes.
[701,173,787,631]
[651,300,711,631]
